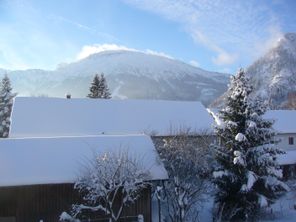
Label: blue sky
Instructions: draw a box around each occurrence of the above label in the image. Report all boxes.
[0,0,295,73]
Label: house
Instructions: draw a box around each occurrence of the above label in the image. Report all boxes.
[0,134,168,222]
[265,110,296,151]
[9,97,214,138]
[265,110,296,179]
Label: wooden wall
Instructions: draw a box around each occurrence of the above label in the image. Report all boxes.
[0,184,151,222]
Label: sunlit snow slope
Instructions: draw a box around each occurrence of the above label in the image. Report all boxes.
[211,33,296,109]
[4,50,229,105]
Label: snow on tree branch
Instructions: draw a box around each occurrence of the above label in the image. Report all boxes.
[60,151,151,222]
[212,68,288,221]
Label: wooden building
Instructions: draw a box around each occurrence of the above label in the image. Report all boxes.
[0,135,168,222]
[0,184,152,222]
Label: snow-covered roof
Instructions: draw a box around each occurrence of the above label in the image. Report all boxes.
[208,109,296,134]
[278,150,296,165]
[10,97,214,137]
[0,134,168,187]
[265,110,296,134]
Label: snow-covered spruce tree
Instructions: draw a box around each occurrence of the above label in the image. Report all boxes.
[212,69,289,221]
[0,75,16,138]
[60,152,151,222]
[87,74,100,98]
[87,73,111,99]
[99,73,111,99]
[155,130,213,222]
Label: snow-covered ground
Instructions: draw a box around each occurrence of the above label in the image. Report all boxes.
[261,180,296,222]
[177,180,296,222]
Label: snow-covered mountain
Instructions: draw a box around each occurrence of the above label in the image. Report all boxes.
[247,33,296,108]
[3,50,229,106]
[211,33,296,109]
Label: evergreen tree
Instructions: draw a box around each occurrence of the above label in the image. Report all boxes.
[87,73,111,99]
[87,74,100,98]
[212,69,289,221]
[99,73,111,99]
[0,75,16,138]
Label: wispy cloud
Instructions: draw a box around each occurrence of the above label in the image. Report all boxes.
[123,0,284,66]
[76,44,174,60]
[145,49,173,59]
[76,44,138,60]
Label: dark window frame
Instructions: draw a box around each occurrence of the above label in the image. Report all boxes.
[289,137,294,145]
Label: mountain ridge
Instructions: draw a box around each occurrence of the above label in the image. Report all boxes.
[2,50,230,106]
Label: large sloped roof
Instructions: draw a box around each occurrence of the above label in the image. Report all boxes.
[10,97,214,137]
[265,110,296,134]
[0,134,168,187]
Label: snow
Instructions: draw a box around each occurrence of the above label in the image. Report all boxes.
[0,134,168,187]
[213,170,229,178]
[241,171,257,192]
[235,133,247,142]
[61,50,228,82]
[265,110,296,134]
[248,120,256,128]
[10,97,214,137]
[260,180,296,222]
[258,195,268,207]
[60,212,79,222]
[264,176,290,192]
[233,150,245,166]
[196,182,296,222]
[207,108,225,128]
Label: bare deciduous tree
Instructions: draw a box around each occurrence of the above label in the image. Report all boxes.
[60,152,151,222]
[154,129,214,222]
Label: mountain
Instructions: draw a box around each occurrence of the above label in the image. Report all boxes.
[3,50,229,106]
[247,33,296,108]
[211,33,296,109]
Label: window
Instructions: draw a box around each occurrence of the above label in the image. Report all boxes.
[289,137,294,145]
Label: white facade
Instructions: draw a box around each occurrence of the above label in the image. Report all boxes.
[265,110,296,154]
[263,111,296,166]
[276,133,296,151]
